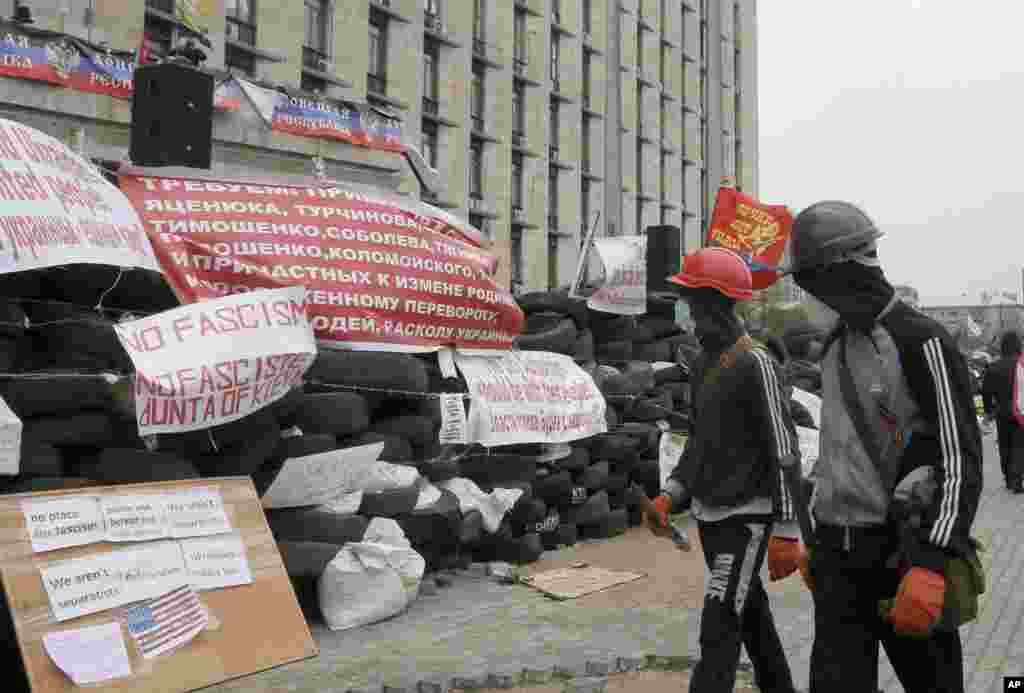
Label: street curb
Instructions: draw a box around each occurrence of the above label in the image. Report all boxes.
[378,652,761,693]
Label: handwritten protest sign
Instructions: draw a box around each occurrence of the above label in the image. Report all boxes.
[181,533,253,591]
[454,351,607,447]
[39,541,188,622]
[706,186,792,290]
[0,478,317,693]
[22,496,105,553]
[118,173,523,351]
[0,118,161,274]
[587,236,647,315]
[114,286,317,436]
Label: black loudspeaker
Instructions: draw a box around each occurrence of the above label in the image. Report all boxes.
[645,225,683,293]
[130,62,214,168]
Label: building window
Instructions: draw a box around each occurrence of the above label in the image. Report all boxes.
[226,45,256,76]
[423,39,439,110]
[512,153,524,209]
[514,11,526,64]
[581,117,590,171]
[368,13,387,95]
[548,235,559,290]
[581,178,590,223]
[225,0,256,45]
[469,141,483,199]
[552,0,562,24]
[550,35,560,87]
[421,121,438,168]
[303,0,330,71]
[469,213,485,235]
[582,51,591,107]
[512,82,525,134]
[471,63,485,132]
[548,168,558,224]
[549,100,559,152]
[511,228,524,290]
[473,0,485,42]
[582,0,592,35]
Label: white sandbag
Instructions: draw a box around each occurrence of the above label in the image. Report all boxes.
[792,388,822,429]
[318,490,363,515]
[439,477,524,534]
[414,481,442,510]
[318,546,407,631]
[318,520,426,631]
[359,519,423,600]
[797,426,819,478]
[355,460,421,493]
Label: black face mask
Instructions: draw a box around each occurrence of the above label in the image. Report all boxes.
[794,262,895,333]
[685,288,745,354]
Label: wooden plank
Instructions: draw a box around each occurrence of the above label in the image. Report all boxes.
[0,477,317,693]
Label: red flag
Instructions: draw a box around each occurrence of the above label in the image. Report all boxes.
[706,186,793,290]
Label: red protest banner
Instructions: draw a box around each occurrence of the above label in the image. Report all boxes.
[118,174,524,352]
[705,187,793,290]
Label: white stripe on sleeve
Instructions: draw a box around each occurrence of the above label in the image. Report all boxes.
[753,350,793,520]
[923,338,962,547]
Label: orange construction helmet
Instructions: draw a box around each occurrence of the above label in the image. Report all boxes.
[667,247,754,301]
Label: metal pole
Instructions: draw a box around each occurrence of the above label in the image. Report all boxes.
[603,0,622,238]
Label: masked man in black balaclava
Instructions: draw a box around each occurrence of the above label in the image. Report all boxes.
[642,247,800,693]
[778,201,983,693]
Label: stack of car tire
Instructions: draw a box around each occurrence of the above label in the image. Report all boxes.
[506,287,698,546]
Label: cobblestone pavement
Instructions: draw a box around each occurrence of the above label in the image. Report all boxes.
[209,432,1018,693]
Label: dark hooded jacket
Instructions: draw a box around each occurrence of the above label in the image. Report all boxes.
[982,332,1022,420]
[796,262,983,572]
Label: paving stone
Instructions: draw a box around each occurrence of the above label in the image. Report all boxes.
[484,673,516,689]
[564,676,608,693]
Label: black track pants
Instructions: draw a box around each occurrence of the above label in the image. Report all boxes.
[808,528,964,693]
[689,517,796,693]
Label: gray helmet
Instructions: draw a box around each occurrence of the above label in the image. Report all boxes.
[787,201,885,274]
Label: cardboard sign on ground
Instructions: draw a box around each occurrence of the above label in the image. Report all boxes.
[0,477,317,693]
[523,565,646,600]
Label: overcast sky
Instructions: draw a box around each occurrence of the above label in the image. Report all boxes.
[758,1,1024,304]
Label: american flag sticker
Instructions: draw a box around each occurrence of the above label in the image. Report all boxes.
[124,585,208,659]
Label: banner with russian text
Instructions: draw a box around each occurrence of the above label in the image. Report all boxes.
[705,187,792,290]
[454,351,607,446]
[238,79,406,153]
[586,236,647,315]
[113,286,317,436]
[0,119,161,273]
[0,20,135,98]
[118,174,523,352]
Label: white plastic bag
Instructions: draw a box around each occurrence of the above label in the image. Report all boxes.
[318,519,426,631]
[796,426,819,478]
[439,478,523,533]
[792,388,822,429]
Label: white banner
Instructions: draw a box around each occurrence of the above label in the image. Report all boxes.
[114,287,317,436]
[586,236,647,315]
[454,351,607,446]
[0,119,161,274]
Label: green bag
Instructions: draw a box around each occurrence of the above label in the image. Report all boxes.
[878,541,986,636]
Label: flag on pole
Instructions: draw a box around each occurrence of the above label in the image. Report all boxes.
[705,186,793,290]
[125,585,208,659]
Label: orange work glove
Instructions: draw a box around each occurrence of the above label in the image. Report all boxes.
[767,537,802,581]
[641,494,673,537]
[797,545,813,590]
[888,567,945,637]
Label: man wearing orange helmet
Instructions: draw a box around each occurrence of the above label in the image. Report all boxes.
[642,246,800,693]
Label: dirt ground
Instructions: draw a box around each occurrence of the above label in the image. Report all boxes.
[452,670,759,692]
